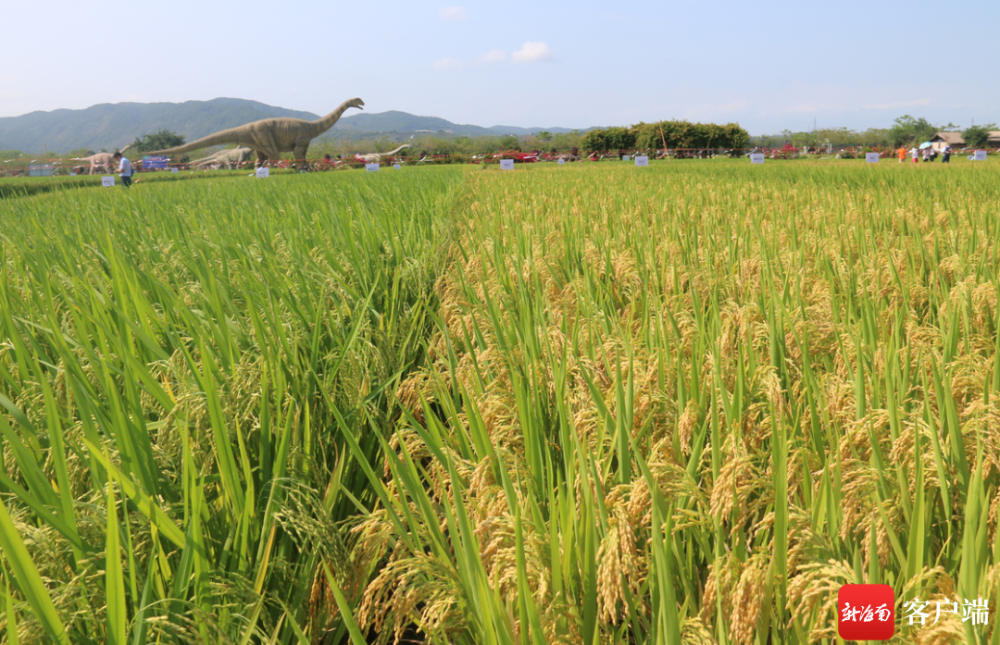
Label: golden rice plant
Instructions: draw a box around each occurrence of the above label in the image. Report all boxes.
[337,160,1000,644]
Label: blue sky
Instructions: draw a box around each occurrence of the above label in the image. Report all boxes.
[3,0,997,134]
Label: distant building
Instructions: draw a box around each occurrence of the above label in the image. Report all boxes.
[930,132,965,151]
[988,131,1000,148]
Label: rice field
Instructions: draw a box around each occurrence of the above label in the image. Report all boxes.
[1,160,999,644]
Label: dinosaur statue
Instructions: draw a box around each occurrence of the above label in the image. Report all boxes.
[147,97,364,169]
[191,146,255,169]
[354,144,410,164]
[71,145,131,175]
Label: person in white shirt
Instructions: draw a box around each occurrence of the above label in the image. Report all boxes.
[113,151,133,187]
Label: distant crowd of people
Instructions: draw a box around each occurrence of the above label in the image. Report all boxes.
[897,145,952,164]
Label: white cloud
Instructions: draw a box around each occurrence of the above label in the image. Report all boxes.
[477,49,506,64]
[439,6,468,21]
[432,58,464,72]
[511,41,553,63]
[862,98,931,110]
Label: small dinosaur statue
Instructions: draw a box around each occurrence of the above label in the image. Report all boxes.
[355,144,410,164]
[147,98,364,169]
[71,145,131,175]
[191,146,255,169]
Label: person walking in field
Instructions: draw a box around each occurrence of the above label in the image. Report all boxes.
[897,146,907,163]
[942,145,952,164]
[113,151,132,187]
[911,147,919,163]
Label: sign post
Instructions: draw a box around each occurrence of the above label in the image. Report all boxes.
[865,152,880,163]
[366,163,380,172]
[102,176,115,187]
[255,167,270,178]
[634,155,649,167]
[500,159,514,170]
[974,150,988,161]
[750,153,765,164]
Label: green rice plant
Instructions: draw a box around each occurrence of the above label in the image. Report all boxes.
[0,168,465,643]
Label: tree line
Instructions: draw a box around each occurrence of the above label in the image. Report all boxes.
[4,115,995,164]
[753,115,997,149]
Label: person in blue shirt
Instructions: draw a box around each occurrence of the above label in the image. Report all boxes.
[113,151,132,187]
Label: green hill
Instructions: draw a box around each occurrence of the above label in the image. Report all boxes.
[0,98,320,153]
[0,98,589,153]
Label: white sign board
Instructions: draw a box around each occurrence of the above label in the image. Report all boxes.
[750,154,765,164]
[171,168,178,173]
[634,155,649,167]
[500,159,514,170]
[558,158,565,165]
[622,155,630,161]
[69,172,76,176]
[102,176,115,187]
[366,163,380,172]
[975,150,988,161]
[256,167,270,178]
[393,164,401,170]
[865,152,880,163]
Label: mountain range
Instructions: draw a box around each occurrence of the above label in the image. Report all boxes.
[0,98,587,153]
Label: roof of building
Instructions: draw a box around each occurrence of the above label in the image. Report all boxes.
[988,131,1000,142]
[931,132,966,144]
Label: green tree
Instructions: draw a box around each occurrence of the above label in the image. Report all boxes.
[887,115,937,146]
[132,129,186,153]
[498,134,521,151]
[535,130,553,142]
[962,123,997,148]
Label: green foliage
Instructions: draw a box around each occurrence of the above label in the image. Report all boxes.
[132,128,186,153]
[962,123,998,148]
[754,127,892,149]
[498,134,521,151]
[0,167,464,643]
[581,121,749,151]
[307,130,586,160]
[0,168,254,198]
[581,126,637,151]
[888,115,938,146]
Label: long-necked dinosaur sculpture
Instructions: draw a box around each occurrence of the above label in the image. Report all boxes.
[147,98,364,168]
[355,144,410,164]
[191,146,254,169]
[71,145,131,175]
